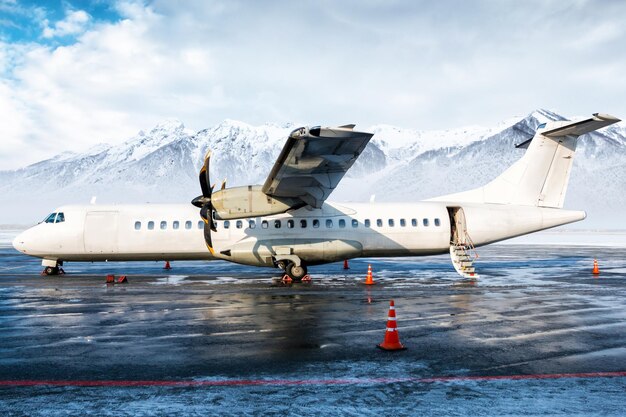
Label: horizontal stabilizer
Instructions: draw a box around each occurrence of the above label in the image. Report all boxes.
[542,113,620,138]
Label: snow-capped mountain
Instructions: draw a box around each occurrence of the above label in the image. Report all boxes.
[1,110,624,228]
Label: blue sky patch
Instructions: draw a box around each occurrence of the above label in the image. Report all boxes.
[0,0,121,44]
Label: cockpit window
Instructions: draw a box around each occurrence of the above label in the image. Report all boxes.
[537,123,546,129]
[55,212,65,223]
[44,213,56,223]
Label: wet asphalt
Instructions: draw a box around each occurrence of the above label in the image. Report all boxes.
[0,245,625,416]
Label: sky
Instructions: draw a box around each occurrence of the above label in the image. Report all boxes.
[1,0,625,169]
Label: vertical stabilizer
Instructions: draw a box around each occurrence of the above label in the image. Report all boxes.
[432,113,620,208]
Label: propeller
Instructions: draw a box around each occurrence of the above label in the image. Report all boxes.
[191,151,217,255]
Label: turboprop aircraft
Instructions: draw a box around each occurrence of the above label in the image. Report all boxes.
[13,113,620,281]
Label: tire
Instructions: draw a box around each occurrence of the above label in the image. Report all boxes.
[286,262,307,282]
[44,266,58,276]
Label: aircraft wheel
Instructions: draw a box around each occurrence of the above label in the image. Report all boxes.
[44,266,59,276]
[286,262,307,282]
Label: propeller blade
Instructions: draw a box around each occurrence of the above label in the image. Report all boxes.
[200,204,209,222]
[195,150,217,255]
[221,178,226,190]
[199,151,212,198]
[200,203,216,254]
[204,220,215,255]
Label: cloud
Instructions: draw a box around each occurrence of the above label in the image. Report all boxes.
[1,0,626,170]
[42,9,91,39]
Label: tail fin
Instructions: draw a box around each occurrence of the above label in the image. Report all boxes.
[433,113,620,208]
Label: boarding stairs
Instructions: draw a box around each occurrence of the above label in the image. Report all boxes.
[450,232,479,279]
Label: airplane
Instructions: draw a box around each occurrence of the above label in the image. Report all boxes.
[12,113,620,281]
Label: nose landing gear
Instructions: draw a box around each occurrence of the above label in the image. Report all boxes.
[41,260,65,276]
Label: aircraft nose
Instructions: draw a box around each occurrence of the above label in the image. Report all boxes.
[12,231,28,254]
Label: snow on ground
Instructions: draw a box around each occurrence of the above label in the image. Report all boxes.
[503,230,626,247]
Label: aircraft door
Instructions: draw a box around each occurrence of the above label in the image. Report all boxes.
[84,211,119,253]
[447,207,467,245]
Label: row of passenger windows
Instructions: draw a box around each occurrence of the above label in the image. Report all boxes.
[134,220,204,230]
[133,218,441,230]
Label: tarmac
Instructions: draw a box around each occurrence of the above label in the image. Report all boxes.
[0,244,625,416]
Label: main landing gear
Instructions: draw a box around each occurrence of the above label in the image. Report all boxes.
[285,262,307,282]
[275,256,308,282]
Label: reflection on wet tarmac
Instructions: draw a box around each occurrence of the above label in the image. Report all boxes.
[0,245,625,415]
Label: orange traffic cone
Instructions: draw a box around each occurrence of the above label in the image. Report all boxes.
[164,261,171,270]
[105,274,115,284]
[364,264,375,285]
[117,275,128,284]
[592,259,600,275]
[343,259,350,270]
[378,300,406,351]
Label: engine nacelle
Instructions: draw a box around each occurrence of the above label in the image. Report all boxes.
[211,185,303,220]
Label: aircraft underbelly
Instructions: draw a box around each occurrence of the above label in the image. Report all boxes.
[219,238,364,267]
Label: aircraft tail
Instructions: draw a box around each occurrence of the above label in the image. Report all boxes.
[432,113,621,208]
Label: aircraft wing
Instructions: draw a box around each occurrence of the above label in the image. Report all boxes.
[261,125,374,208]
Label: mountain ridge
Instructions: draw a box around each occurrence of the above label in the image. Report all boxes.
[1,110,624,228]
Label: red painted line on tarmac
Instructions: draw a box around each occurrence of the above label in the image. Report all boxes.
[0,372,624,387]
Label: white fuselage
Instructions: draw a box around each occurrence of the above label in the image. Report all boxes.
[13,201,585,268]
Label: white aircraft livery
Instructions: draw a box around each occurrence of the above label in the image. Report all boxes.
[12,113,621,281]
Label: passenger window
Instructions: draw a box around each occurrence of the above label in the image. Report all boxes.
[300,219,307,228]
[55,212,65,223]
[388,219,394,227]
[224,220,230,229]
[326,219,333,228]
[364,219,371,228]
[185,221,192,230]
[160,221,167,230]
[352,219,358,228]
[148,221,155,230]
[423,218,429,227]
[376,219,383,227]
[173,221,179,230]
[249,220,256,229]
[400,219,406,227]
[262,220,269,229]
[236,220,243,229]
[338,219,346,228]
[134,221,141,230]
[434,218,441,227]
[274,220,281,228]
[411,218,417,227]
[197,221,203,229]
[313,219,320,228]
[287,219,294,229]
[44,213,56,223]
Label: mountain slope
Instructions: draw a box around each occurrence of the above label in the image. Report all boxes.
[1,110,624,228]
